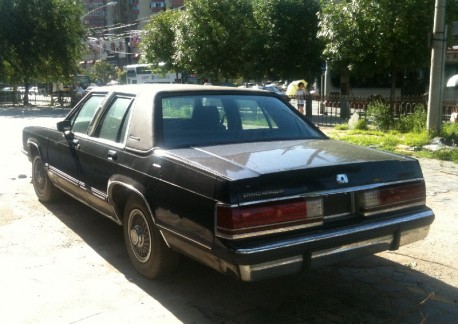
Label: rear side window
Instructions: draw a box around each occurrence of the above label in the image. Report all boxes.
[71,95,105,134]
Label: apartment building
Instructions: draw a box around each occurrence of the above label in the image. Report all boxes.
[82,0,184,29]
[81,0,184,67]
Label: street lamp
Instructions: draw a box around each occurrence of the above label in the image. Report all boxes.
[81,1,117,19]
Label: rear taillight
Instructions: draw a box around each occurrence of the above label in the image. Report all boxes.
[359,182,426,216]
[216,198,323,239]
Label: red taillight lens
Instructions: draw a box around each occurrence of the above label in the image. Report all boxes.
[216,198,323,239]
[359,182,426,216]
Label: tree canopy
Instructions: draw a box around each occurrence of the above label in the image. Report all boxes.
[252,0,323,81]
[0,0,85,103]
[142,9,181,73]
[141,0,323,84]
[175,0,256,82]
[318,0,458,97]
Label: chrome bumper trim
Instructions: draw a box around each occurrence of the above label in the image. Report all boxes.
[235,209,433,281]
[236,209,434,255]
[239,256,304,281]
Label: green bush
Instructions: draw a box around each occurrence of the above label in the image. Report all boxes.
[441,122,458,146]
[397,105,427,133]
[366,101,394,131]
[354,118,368,130]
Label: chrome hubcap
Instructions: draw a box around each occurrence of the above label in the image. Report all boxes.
[128,209,151,263]
[130,225,144,247]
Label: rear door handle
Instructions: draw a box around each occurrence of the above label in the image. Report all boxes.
[108,150,117,160]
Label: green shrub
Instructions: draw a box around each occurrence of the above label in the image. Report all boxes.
[441,122,458,146]
[354,119,368,130]
[366,101,394,131]
[397,105,427,133]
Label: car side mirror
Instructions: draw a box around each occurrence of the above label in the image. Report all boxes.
[57,120,71,132]
[57,120,74,139]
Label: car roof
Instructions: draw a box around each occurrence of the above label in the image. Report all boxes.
[93,83,269,94]
[88,84,282,152]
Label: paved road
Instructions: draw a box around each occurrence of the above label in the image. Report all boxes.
[0,106,457,323]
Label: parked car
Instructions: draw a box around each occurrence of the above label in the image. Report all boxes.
[1,86,13,92]
[22,84,434,281]
[62,84,72,93]
[263,85,291,102]
[243,84,290,102]
[28,86,44,95]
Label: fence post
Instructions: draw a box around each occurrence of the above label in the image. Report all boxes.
[340,96,349,119]
[305,94,313,117]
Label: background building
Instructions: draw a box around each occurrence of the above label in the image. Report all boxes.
[80,0,184,69]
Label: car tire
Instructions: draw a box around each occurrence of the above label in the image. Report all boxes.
[32,155,58,202]
[123,196,179,278]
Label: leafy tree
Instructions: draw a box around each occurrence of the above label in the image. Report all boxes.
[140,0,323,84]
[116,67,127,84]
[83,61,115,85]
[252,0,323,82]
[318,0,458,98]
[141,10,182,74]
[0,0,85,104]
[174,0,256,82]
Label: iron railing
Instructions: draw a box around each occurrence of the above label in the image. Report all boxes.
[0,91,74,108]
[289,94,458,126]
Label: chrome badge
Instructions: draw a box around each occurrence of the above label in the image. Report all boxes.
[336,174,349,184]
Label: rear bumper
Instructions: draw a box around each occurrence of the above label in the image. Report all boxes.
[232,209,434,281]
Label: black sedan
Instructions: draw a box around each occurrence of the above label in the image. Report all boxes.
[22,84,434,281]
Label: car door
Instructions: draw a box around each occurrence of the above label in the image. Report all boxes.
[73,95,135,219]
[46,94,106,198]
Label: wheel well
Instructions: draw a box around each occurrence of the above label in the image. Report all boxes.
[29,144,40,158]
[110,185,148,225]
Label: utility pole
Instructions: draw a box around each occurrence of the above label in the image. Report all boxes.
[427,0,447,132]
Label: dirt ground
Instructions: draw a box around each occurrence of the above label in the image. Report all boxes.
[0,107,457,323]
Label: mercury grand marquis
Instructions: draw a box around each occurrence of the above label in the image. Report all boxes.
[22,84,434,281]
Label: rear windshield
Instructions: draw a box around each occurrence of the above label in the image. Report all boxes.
[161,94,323,148]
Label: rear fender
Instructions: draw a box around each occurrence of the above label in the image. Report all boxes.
[107,176,175,247]
[107,175,151,224]
[26,138,43,161]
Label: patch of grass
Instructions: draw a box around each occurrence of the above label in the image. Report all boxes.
[326,127,458,163]
[335,124,349,130]
[414,149,458,162]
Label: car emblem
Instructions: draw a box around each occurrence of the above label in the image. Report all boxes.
[336,174,349,184]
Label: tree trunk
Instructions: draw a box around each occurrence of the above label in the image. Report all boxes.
[23,82,30,106]
[340,69,350,96]
[390,71,397,112]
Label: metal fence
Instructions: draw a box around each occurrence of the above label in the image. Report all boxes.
[0,91,74,108]
[289,94,458,127]
[2,91,457,127]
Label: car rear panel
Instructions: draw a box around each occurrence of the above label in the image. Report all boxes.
[163,139,433,281]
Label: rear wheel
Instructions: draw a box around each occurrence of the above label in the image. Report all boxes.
[32,155,58,202]
[123,196,179,278]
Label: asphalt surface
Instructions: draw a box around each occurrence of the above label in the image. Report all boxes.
[0,106,457,323]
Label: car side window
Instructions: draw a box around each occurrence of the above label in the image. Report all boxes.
[97,97,133,143]
[71,95,105,134]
